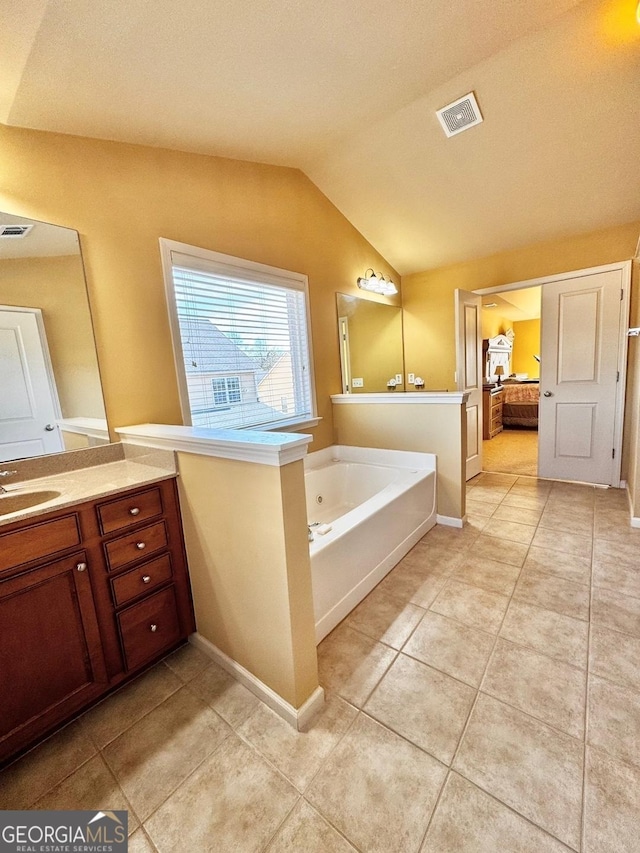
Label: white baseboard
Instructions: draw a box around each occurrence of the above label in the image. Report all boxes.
[189,633,325,730]
[631,516,640,529]
[436,514,464,528]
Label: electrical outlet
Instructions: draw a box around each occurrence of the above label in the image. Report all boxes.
[408,372,415,384]
[395,374,402,384]
[352,377,364,388]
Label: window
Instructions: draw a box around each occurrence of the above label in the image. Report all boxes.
[160,240,316,431]
[212,377,241,407]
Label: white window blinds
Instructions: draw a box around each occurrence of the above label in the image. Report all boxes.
[167,249,314,430]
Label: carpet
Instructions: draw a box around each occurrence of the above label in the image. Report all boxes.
[483,427,538,477]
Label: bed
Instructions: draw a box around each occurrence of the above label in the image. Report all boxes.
[501,381,539,428]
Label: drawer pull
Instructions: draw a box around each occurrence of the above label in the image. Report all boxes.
[142,575,151,584]
[136,542,146,550]
[76,562,87,572]
[129,507,140,516]
[150,623,158,632]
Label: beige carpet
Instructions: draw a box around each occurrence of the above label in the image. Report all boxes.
[483,428,538,477]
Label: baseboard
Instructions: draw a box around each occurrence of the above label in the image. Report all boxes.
[436,514,464,528]
[631,517,640,529]
[189,633,325,730]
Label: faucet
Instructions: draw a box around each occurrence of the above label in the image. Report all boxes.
[308,525,314,542]
[0,470,17,494]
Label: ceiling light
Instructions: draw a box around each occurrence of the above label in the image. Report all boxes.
[357,269,398,296]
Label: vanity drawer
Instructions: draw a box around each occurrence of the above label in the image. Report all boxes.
[111,554,173,607]
[118,586,181,671]
[97,487,163,535]
[0,514,81,575]
[104,521,168,572]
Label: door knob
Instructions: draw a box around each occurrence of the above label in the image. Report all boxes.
[543,391,553,397]
[45,424,55,431]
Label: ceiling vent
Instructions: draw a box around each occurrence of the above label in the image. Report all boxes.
[0,224,33,238]
[436,92,483,138]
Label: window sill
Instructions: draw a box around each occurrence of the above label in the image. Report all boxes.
[247,416,322,433]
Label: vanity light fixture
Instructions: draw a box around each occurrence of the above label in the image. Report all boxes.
[357,269,398,296]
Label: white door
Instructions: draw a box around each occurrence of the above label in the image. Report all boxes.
[455,289,483,480]
[538,267,627,485]
[0,308,64,462]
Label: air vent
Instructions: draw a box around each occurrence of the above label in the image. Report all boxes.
[436,92,483,138]
[0,224,33,238]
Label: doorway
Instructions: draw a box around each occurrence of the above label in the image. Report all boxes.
[481,286,541,477]
[474,261,630,487]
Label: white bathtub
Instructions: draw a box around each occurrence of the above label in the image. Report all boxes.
[304,445,437,642]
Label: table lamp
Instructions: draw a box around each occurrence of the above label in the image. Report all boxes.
[494,365,504,386]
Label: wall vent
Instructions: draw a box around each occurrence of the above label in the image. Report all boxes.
[436,92,483,137]
[0,224,33,238]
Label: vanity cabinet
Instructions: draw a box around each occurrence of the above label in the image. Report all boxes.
[0,477,195,766]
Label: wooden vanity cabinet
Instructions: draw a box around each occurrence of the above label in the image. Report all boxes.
[0,477,195,766]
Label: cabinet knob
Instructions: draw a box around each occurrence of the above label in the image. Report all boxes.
[142,575,151,584]
[150,624,158,632]
[76,562,87,572]
[136,542,146,550]
[129,507,140,516]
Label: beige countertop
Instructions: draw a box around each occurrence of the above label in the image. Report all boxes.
[0,459,177,528]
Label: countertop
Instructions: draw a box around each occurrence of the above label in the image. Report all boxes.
[0,459,177,528]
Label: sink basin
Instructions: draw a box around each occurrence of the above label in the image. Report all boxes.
[0,490,61,515]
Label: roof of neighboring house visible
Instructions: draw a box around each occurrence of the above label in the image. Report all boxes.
[180,318,259,373]
[191,400,281,429]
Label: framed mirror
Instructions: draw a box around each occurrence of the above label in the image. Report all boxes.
[336,293,404,393]
[0,212,108,463]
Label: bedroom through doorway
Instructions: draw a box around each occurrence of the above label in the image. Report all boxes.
[481,286,541,477]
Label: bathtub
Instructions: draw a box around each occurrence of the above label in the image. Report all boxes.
[304,445,436,642]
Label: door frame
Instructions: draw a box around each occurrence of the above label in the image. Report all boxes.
[474,261,631,486]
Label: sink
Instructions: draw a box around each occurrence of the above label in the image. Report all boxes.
[0,490,61,515]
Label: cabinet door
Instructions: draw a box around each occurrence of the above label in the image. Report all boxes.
[0,553,107,762]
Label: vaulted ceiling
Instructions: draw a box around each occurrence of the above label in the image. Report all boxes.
[2,0,639,273]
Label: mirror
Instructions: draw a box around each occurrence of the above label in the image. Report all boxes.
[336,293,404,393]
[0,212,108,462]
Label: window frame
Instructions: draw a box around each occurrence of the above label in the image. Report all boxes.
[159,238,318,432]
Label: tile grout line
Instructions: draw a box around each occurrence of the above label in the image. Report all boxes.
[417,476,548,850]
[580,497,596,853]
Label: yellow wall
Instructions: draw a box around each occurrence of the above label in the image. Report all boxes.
[347,300,404,392]
[511,319,541,377]
[175,452,318,708]
[480,311,509,341]
[0,255,105,419]
[402,220,640,393]
[333,401,466,518]
[0,122,399,449]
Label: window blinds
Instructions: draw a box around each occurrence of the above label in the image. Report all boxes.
[170,254,313,430]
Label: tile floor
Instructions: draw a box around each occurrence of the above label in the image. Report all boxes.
[2,473,639,852]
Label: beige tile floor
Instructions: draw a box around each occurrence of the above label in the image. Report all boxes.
[2,473,640,852]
